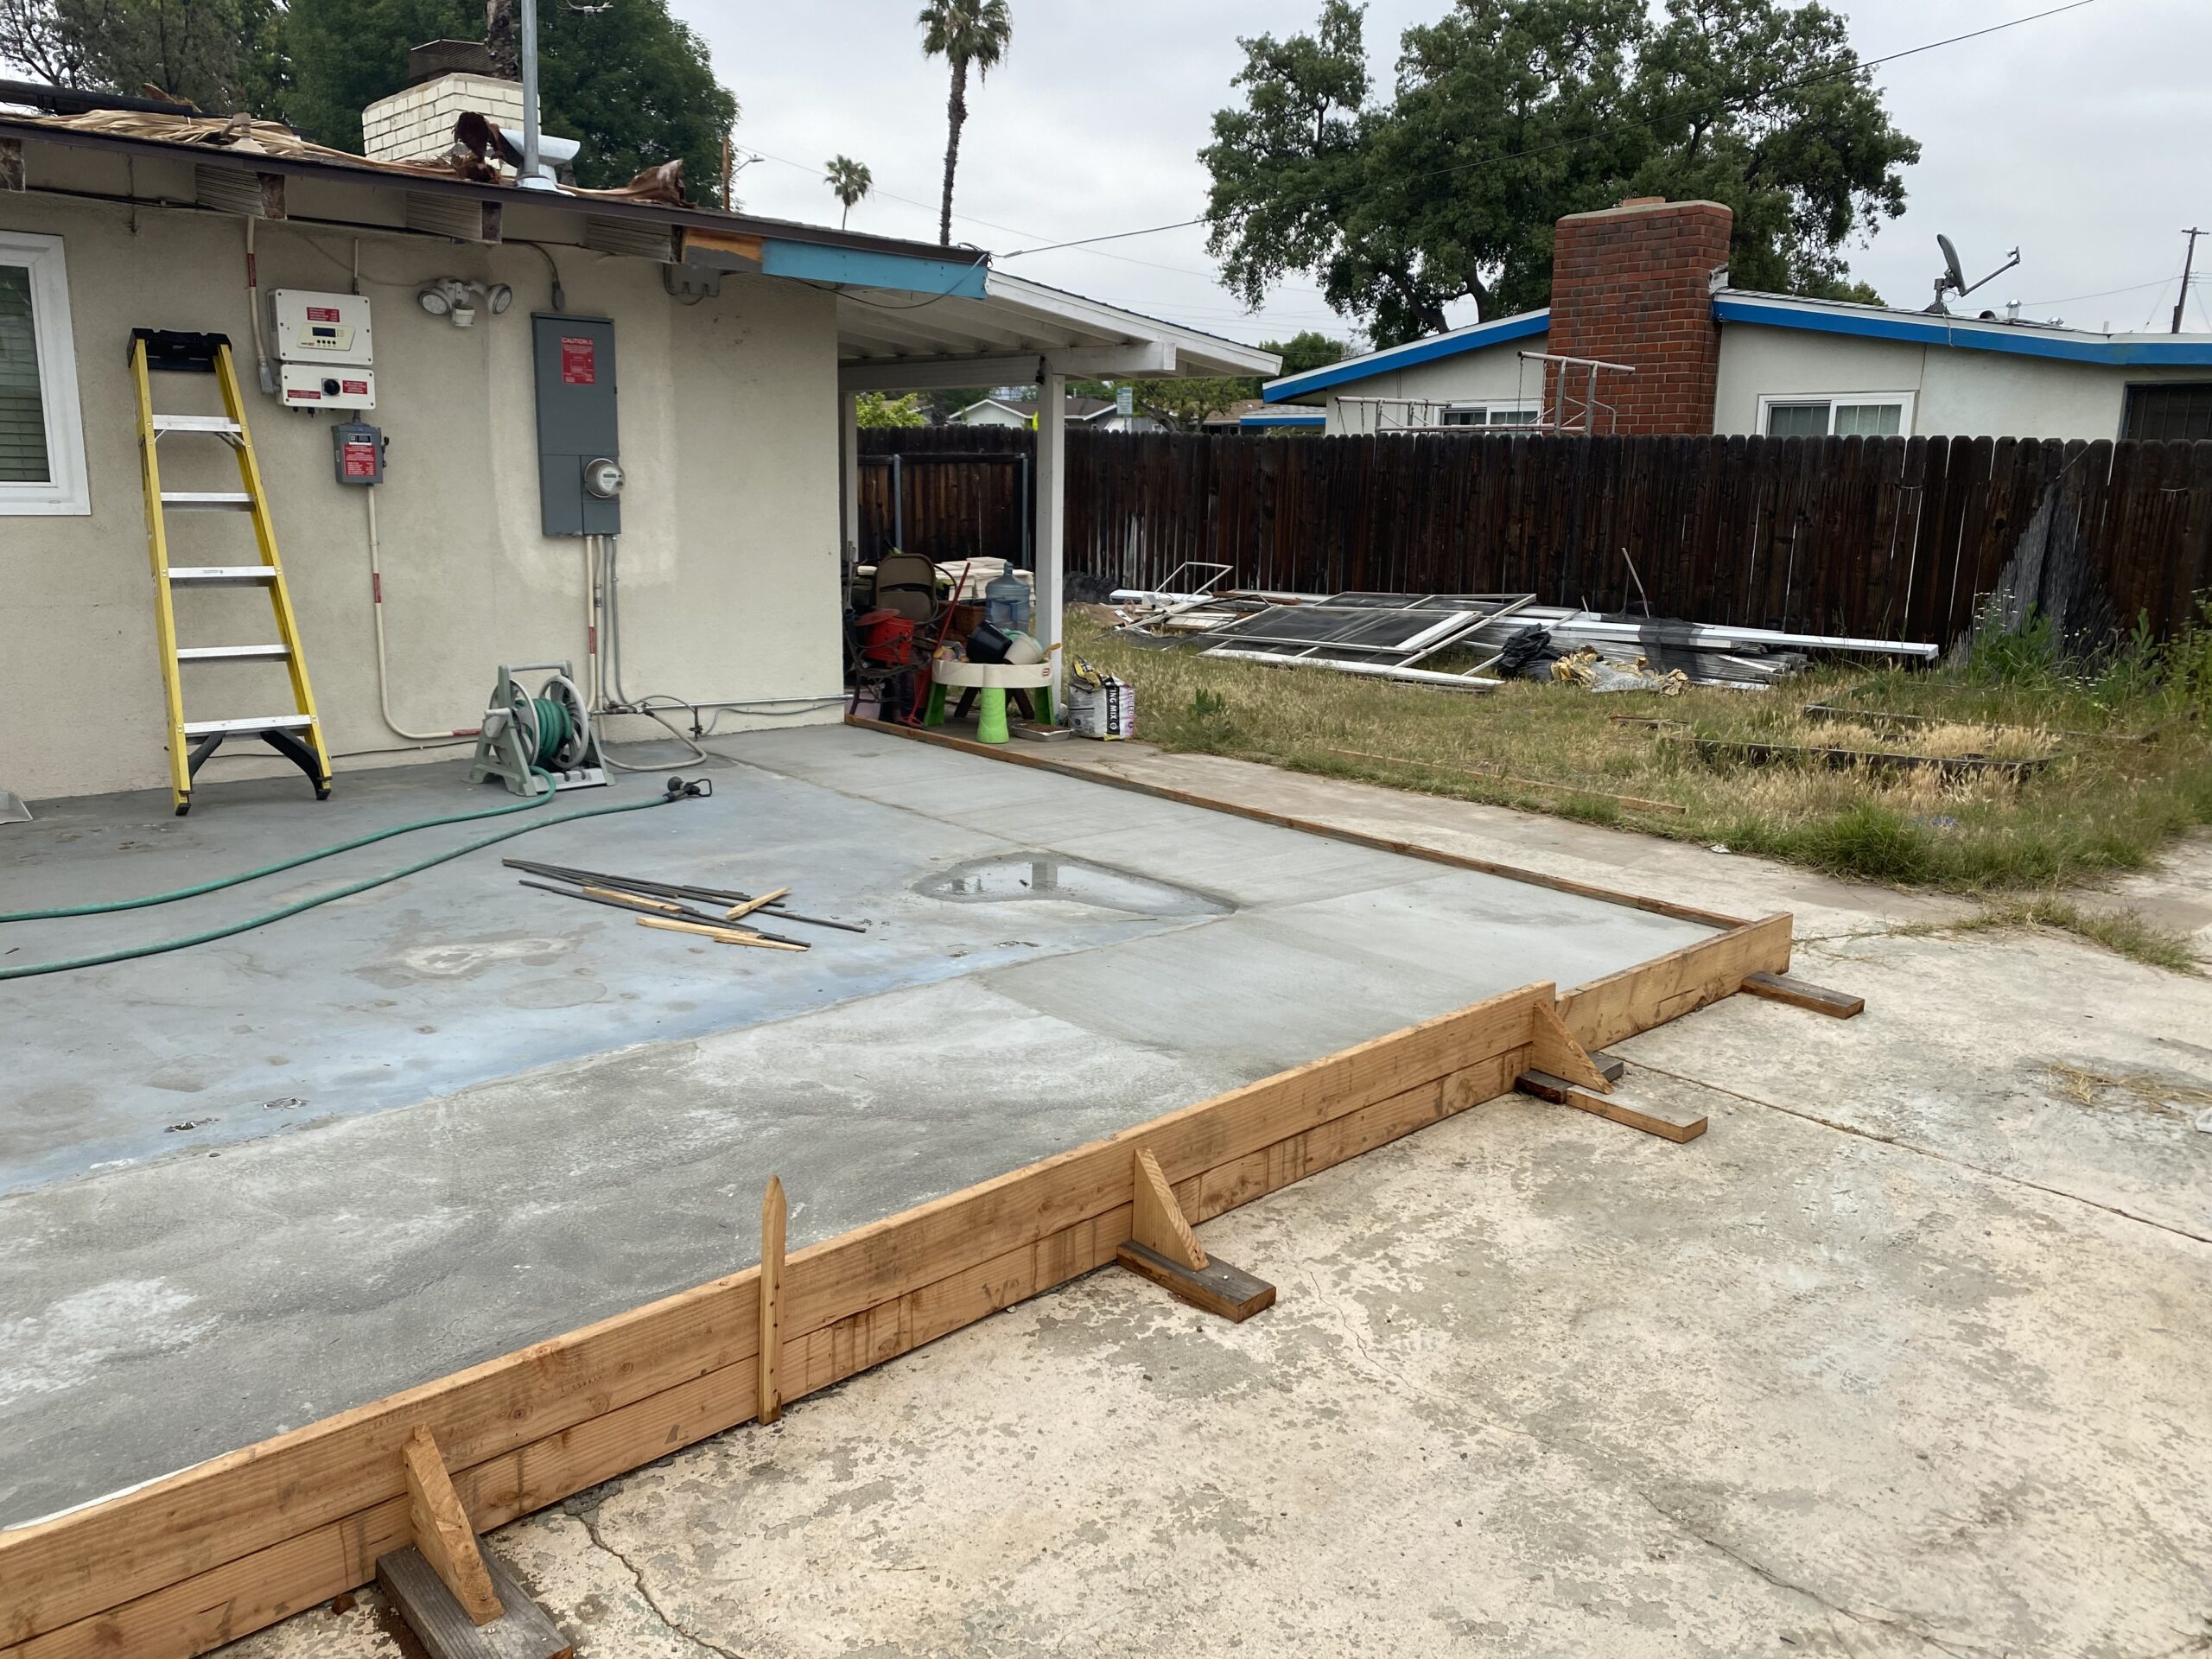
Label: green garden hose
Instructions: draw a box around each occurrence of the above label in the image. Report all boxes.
[0,772,709,982]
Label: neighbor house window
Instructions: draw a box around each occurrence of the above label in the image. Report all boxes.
[0,231,88,515]
[1440,404,1540,428]
[1758,394,1911,439]
[2121,383,2212,441]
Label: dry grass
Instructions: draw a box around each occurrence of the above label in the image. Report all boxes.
[1067,610,2212,920]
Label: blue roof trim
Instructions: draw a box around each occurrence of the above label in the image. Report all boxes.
[1241,410,1325,428]
[1713,296,2212,367]
[760,240,990,299]
[1264,310,1550,401]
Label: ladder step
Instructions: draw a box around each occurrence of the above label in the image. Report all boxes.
[160,491,254,510]
[168,566,276,585]
[181,715,315,737]
[177,644,290,662]
[149,415,243,435]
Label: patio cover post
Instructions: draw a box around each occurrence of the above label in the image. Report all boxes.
[838,389,860,566]
[1033,369,1065,704]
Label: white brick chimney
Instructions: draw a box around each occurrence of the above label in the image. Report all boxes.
[362,71,525,165]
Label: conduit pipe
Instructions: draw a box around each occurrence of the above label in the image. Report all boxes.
[1201,648,1501,690]
[366,489,480,741]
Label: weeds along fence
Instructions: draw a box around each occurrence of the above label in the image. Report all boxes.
[859,428,2212,650]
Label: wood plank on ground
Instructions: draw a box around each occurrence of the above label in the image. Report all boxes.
[1740,971,1864,1019]
[376,1547,570,1659]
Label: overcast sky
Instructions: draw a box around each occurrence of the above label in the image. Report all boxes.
[694,0,2211,348]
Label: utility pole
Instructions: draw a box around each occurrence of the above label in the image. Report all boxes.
[2173,227,2204,334]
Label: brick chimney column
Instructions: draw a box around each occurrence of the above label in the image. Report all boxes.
[1544,198,1732,435]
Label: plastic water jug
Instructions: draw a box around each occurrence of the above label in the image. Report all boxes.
[984,569,1033,635]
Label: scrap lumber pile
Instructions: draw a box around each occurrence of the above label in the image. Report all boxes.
[504,857,865,952]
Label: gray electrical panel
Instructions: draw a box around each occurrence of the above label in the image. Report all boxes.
[531,314,620,536]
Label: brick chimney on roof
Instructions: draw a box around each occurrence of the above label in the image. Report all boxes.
[1544,197,1732,435]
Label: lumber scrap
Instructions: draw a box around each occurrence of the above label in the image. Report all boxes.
[1741,971,1864,1019]
[1116,1243,1277,1322]
[725,887,791,924]
[1530,999,1612,1093]
[638,915,808,951]
[401,1428,499,1624]
[759,1176,785,1426]
[1515,1071,1707,1142]
[376,1546,570,1659]
[1130,1148,1206,1268]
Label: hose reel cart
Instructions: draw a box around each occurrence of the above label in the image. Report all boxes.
[468,663,607,795]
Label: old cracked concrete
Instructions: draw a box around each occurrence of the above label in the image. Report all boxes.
[216,745,2212,1658]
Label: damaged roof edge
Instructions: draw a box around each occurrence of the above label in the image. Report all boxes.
[0,113,987,273]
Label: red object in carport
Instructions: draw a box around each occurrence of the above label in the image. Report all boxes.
[857,608,917,666]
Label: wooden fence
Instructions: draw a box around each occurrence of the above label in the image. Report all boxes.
[859,428,2212,647]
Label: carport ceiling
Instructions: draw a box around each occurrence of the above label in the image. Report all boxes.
[836,270,1279,390]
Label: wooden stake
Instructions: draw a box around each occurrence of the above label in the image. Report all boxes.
[1742,970,1864,1019]
[1130,1147,1205,1269]
[401,1427,501,1625]
[582,883,686,914]
[1529,998,1612,1093]
[758,1176,785,1425]
[638,915,808,951]
[724,886,791,924]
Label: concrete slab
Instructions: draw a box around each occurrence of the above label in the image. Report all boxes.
[0,726,1714,1527]
[213,757,2212,1659]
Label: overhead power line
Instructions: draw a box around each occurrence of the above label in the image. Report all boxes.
[996,0,2107,260]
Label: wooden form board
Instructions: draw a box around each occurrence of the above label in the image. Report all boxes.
[0,747,1793,1659]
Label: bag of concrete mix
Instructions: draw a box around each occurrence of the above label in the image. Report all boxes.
[1064,654,1135,741]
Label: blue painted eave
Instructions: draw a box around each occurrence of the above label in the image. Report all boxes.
[1263,310,1551,401]
[760,239,990,300]
[1713,295,2212,367]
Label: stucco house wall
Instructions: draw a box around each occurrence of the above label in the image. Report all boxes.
[1711,324,2212,440]
[2,145,843,803]
[1318,336,1552,434]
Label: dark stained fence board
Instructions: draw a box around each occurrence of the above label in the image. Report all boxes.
[859,428,2212,647]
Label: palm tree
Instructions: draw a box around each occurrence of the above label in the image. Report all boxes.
[917,0,1012,246]
[825,156,873,229]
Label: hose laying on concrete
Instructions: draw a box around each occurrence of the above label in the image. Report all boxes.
[0,775,707,981]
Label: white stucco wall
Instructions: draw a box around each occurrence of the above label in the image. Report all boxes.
[1317,334,1552,433]
[1713,323,2212,440]
[2,148,843,804]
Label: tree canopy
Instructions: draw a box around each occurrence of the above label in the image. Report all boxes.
[0,0,738,198]
[1202,0,1918,345]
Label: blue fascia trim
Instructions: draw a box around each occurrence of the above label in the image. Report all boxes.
[760,240,990,299]
[1713,296,2212,368]
[1241,410,1325,428]
[1263,311,1550,401]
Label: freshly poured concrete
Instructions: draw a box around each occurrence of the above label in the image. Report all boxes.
[219,758,2212,1659]
[0,726,1711,1525]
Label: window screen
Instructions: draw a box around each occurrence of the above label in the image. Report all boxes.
[1834,401,1903,437]
[0,264,51,485]
[1764,402,1831,438]
[2121,384,2212,442]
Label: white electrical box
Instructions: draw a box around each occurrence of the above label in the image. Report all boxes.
[271,289,374,366]
[280,363,378,410]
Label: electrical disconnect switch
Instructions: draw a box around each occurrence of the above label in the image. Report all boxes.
[332,421,385,486]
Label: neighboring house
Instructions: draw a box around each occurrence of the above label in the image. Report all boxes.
[1202,397,1325,433]
[1265,198,2212,442]
[950,393,1159,432]
[0,76,1270,802]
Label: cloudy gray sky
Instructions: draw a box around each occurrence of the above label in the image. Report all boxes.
[699,1,2210,347]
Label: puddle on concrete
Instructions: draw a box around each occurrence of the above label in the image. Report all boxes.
[918,855,1231,918]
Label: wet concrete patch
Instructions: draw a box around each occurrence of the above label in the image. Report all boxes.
[917,853,1233,918]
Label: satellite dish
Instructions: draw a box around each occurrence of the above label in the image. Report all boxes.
[1936,234,1967,294]
[1927,235,2022,315]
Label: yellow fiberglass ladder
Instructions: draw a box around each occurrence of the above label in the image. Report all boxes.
[130,328,332,816]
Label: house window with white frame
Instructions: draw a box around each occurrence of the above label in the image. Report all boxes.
[0,231,90,515]
[1440,403,1541,429]
[1758,393,1912,439]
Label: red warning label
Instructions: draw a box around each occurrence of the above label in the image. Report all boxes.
[340,441,377,479]
[561,336,596,385]
[306,305,340,322]
[341,378,369,396]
